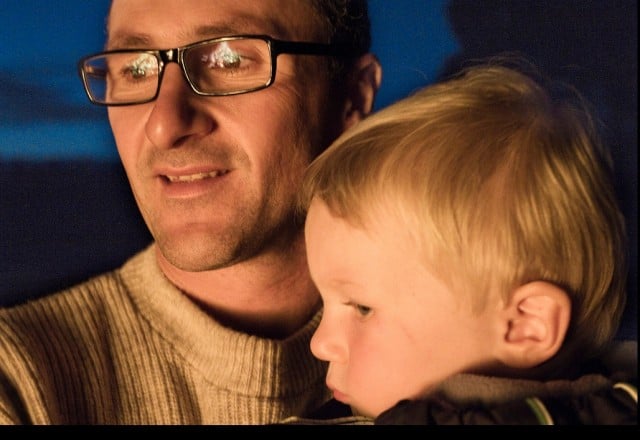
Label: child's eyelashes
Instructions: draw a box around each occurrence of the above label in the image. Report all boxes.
[344,301,372,317]
[355,304,372,317]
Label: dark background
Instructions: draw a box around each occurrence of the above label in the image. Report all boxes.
[0,1,636,339]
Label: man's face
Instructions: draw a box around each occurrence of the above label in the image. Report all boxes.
[107,0,344,271]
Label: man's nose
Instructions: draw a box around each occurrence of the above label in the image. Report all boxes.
[144,64,214,149]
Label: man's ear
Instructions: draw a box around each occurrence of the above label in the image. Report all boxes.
[496,281,571,369]
[342,53,382,129]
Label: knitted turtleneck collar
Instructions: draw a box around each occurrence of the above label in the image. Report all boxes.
[119,244,328,398]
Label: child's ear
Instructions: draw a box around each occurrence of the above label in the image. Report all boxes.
[495,281,571,369]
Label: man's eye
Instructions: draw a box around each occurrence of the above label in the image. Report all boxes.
[202,43,243,70]
[122,54,157,80]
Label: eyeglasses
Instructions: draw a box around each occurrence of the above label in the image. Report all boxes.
[78,34,355,106]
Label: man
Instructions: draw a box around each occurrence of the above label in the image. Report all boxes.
[0,0,382,424]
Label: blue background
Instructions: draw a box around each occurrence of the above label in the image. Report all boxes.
[0,1,636,339]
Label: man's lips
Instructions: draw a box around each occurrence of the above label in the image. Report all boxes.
[164,169,229,183]
[155,166,232,199]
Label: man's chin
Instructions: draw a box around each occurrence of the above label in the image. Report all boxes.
[154,239,237,273]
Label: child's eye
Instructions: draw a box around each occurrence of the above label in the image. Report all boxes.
[354,303,372,317]
[343,301,372,318]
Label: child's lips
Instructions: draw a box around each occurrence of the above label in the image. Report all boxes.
[330,387,349,404]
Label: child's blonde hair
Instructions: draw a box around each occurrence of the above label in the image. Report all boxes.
[299,60,627,363]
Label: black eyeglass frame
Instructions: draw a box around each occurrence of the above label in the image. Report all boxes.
[78,34,357,106]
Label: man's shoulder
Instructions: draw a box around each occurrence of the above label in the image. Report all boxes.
[0,249,153,425]
[0,245,154,323]
[0,249,154,334]
[0,269,120,328]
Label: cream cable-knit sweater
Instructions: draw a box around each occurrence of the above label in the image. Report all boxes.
[0,245,330,424]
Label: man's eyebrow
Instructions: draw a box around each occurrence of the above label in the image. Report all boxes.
[105,34,151,50]
[194,24,245,37]
[106,18,287,51]
[193,18,288,40]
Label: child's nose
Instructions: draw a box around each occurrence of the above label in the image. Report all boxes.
[310,314,348,363]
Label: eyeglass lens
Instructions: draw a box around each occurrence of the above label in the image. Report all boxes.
[185,38,272,94]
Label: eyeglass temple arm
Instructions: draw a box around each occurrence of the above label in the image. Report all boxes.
[271,39,358,57]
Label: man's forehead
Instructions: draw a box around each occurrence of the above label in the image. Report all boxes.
[107,0,319,48]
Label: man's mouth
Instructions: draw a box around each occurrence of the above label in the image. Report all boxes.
[165,170,229,183]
